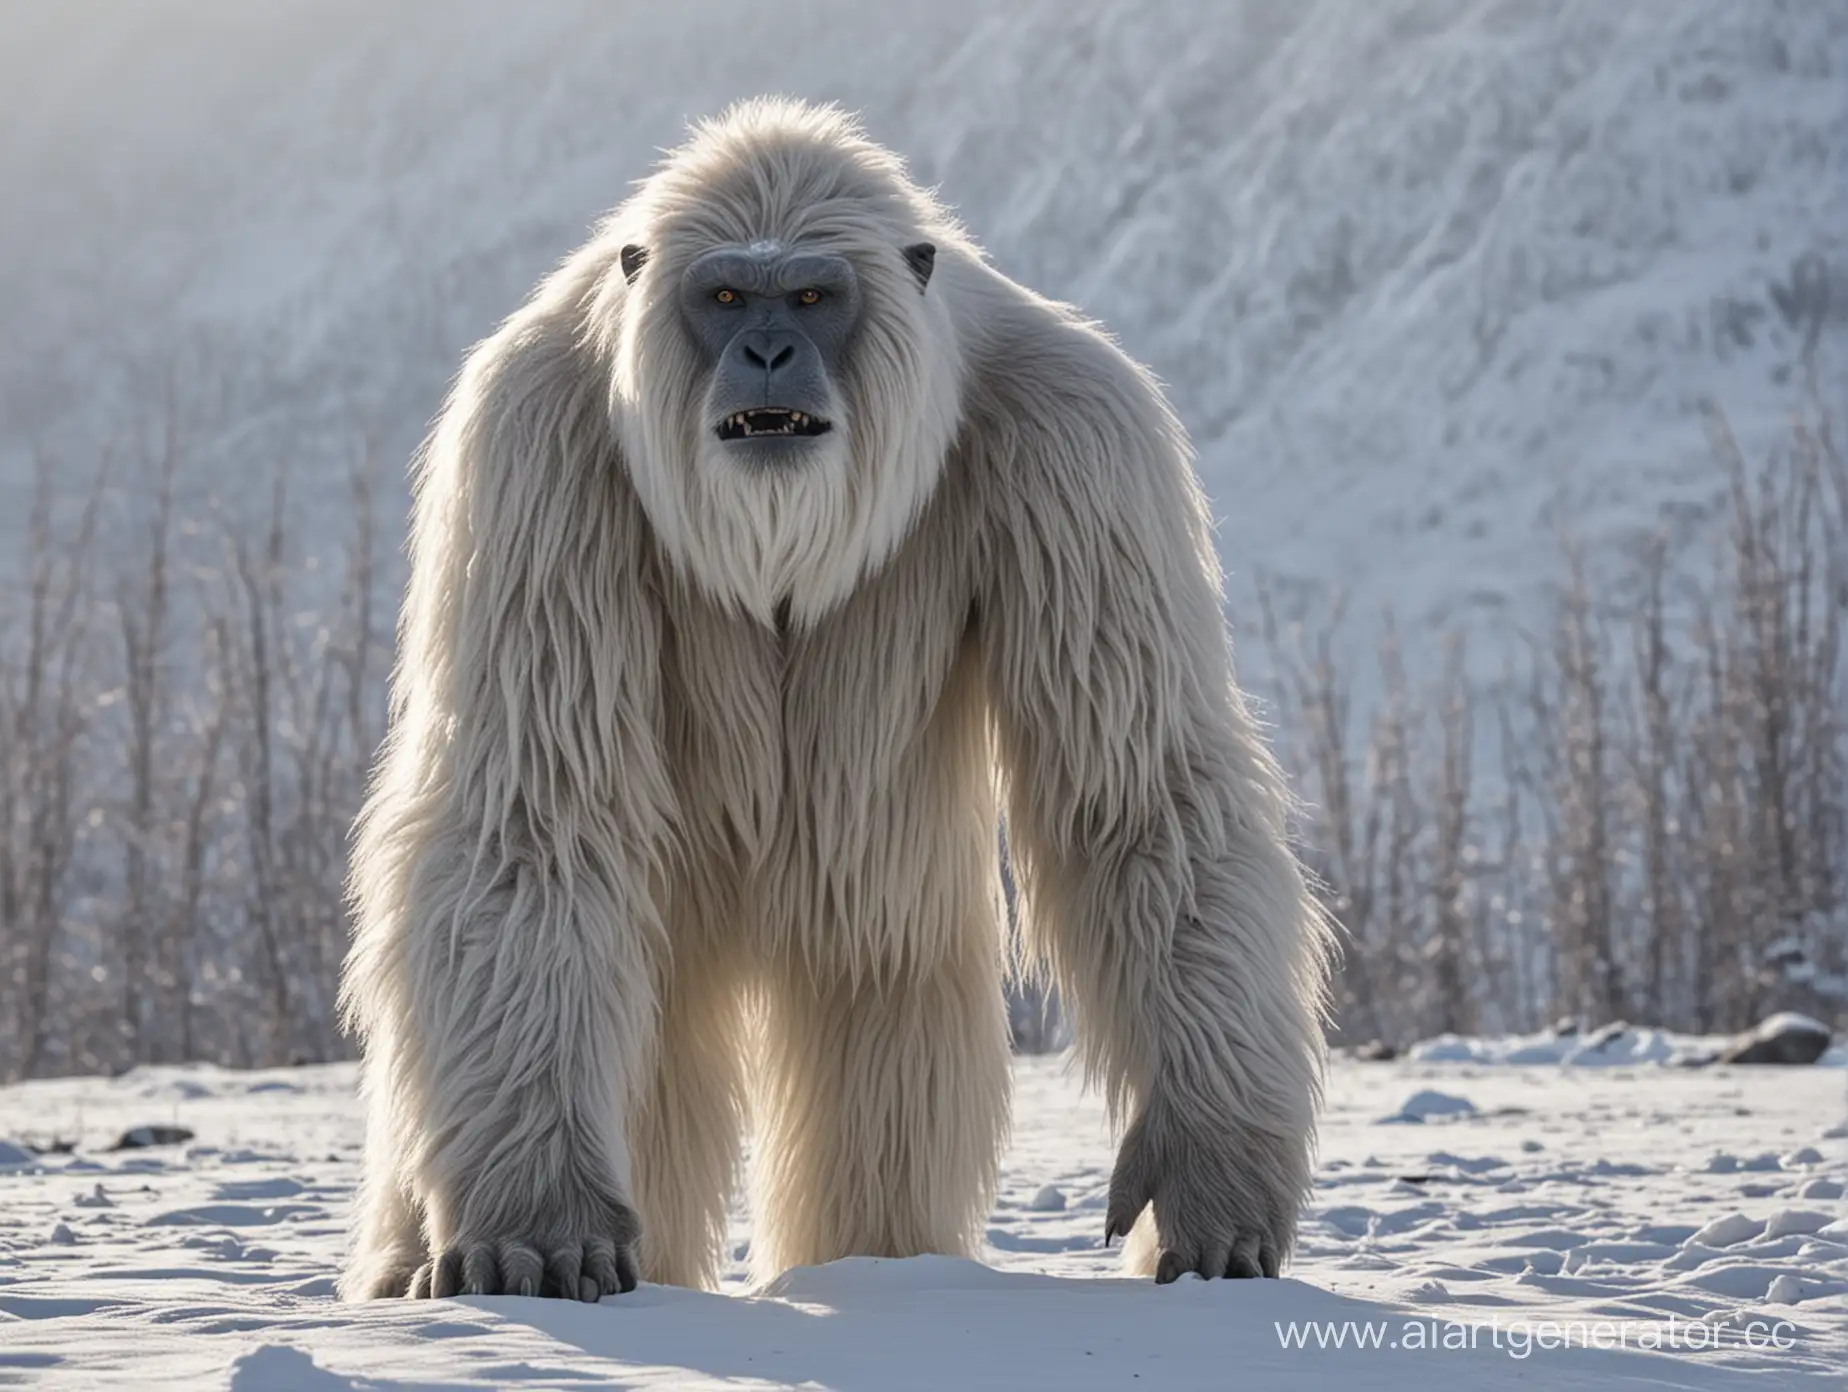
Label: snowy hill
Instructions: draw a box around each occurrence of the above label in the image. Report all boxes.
[0,0,1843,641]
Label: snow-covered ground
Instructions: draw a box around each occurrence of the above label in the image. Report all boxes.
[1,1054,1843,1389]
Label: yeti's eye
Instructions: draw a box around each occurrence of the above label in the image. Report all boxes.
[714,288,739,305]
[796,287,824,306]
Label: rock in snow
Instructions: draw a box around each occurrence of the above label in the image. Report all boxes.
[108,1124,196,1151]
[1718,1013,1832,1066]
[1379,1089,1478,1124]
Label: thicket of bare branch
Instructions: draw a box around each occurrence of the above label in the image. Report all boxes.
[1,410,1842,1078]
[1263,409,1848,1048]
[0,431,386,1079]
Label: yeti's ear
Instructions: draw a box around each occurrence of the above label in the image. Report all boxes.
[902,242,936,292]
[620,244,649,285]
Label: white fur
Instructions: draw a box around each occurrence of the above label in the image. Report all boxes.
[601,103,964,629]
[340,98,1332,1301]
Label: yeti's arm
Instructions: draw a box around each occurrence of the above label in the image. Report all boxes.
[339,244,671,1300]
[972,293,1333,1280]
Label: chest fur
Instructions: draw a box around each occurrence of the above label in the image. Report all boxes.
[658,493,981,870]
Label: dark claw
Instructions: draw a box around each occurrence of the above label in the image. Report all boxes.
[1197,1240,1229,1280]
[461,1244,499,1294]
[1103,1200,1143,1245]
[584,1238,624,1300]
[1155,1250,1184,1285]
[543,1243,585,1300]
[500,1243,544,1297]
[408,1233,635,1302]
[1259,1243,1281,1279]
[1228,1232,1264,1279]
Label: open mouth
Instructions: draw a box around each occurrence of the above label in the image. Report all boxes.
[716,409,833,441]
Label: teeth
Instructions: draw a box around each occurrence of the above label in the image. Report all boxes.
[721,409,823,438]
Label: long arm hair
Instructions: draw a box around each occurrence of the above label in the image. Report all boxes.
[967,272,1334,1270]
[338,239,674,1299]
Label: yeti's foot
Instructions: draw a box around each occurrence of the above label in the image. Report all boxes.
[404,1165,644,1301]
[1104,1093,1307,1281]
[407,1229,640,1301]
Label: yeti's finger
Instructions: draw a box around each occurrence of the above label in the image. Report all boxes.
[1198,1238,1232,1280]
[406,1262,434,1299]
[614,1245,640,1295]
[584,1237,625,1296]
[498,1242,544,1297]
[543,1243,585,1301]
[1104,1158,1155,1244]
[1103,1191,1149,1245]
[461,1243,500,1296]
[1228,1232,1263,1279]
[1259,1240,1281,1279]
[1154,1249,1185,1285]
[431,1250,464,1299]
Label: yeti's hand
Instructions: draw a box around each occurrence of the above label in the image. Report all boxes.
[1104,1092,1302,1281]
[408,1179,642,1301]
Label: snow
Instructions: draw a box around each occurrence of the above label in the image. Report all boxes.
[1,1055,1844,1388]
[1690,1214,1763,1249]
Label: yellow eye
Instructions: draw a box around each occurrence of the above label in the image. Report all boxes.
[714,288,738,305]
[796,287,823,306]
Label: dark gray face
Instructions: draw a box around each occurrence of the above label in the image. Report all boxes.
[675,244,864,458]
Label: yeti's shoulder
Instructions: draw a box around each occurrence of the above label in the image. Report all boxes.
[938,253,1190,502]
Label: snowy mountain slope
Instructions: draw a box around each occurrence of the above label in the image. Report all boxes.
[0,1054,1843,1388]
[894,0,1848,635]
[0,0,1842,644]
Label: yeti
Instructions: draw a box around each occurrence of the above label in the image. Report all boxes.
[340,98,1332,1302]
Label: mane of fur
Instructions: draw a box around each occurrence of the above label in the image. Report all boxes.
[598,99,967,628]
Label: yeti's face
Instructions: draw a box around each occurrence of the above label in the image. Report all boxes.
[677,241,860,474]
[611,219,960,630]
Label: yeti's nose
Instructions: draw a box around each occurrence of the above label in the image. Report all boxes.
[738,331,798,374]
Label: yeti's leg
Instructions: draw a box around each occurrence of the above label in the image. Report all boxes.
[346,854,661,1301]
[975,318,1336,1279]
[337,231,683,1301]
[341,1077,428,1300]
[628,927,750,1289]
[751,929,1011,1277]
